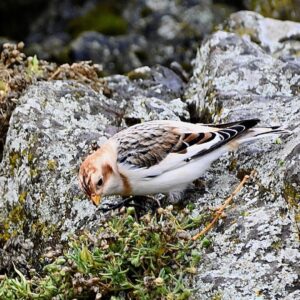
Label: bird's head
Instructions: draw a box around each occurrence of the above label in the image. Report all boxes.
[79,145,119,206]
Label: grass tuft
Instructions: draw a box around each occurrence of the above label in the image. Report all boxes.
[0,206,211,299]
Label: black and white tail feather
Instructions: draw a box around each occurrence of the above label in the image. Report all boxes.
[207,118,290,147]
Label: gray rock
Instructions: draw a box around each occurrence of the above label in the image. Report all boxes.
[106,65,188,125]
[186,12,300,300]
[222,10,300,63]
[0,9,299,300]
[30,0,236,74]
[0,66,187,272]
[284,144,300,189]
[70,32,147,75]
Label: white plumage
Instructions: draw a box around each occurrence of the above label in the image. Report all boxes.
[79,119,289,206]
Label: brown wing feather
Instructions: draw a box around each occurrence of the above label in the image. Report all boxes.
[115,123,219,168]
[114,119,260,168]
[115,123,181,168]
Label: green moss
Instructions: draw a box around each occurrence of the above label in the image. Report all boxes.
[18,191,28,204]
[201,237,212,249]
[283,183,300,208]
[29,168,39,179]
[127,69,152,81]
[0,221,11,242]
[68,4,128,37]
[240,211,250,217]
[27,152,34,164]
[9,151,21,175]
[73,90,87,101]
[248,0,300,21]
[283,183,300,235]
[9,148,37,177]
[211,292,223,300]
[47,159,58,171]
[271,240,282,250]
[7,205,25,225]
[0,206,210,299]
[228,158,238,172]
[0,202,26,243]
[232,27,260,44]
[30,220,57,239]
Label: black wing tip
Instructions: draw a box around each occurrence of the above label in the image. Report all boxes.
[234,119,282,130]
[238,118,260,129]
[210,118,260,129]
[269,125,281,130]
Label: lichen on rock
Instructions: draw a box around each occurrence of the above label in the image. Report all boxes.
[186,11,300,300]
[0,9,300,300]
[0,65,188,274]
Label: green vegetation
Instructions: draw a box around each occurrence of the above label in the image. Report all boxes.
[283,183,300,235]
[26,55,42,77]
[68,4,128,37]
[248,0,300,21]
[0,206,212,299]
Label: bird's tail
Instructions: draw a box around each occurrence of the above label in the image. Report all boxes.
[211,118,292,150]
[237,124,291,144]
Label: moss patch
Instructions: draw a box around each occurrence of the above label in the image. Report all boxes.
[247,0,300,21]
[283,183,300,236]
[0,206,210,299]
[68,3,128,37]
[47,159,58,171]
[8,151,21,176]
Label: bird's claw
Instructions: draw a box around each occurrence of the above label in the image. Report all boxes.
[99,195,161,212]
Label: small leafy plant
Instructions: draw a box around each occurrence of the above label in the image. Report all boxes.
[0,206,211,300]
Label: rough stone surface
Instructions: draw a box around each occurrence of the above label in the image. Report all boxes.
[0,10,299,300]
[222,10,300,63]
[0,66,187,272]
[24,0,236,73]
[70,32,147,75]
[186,12,300,300]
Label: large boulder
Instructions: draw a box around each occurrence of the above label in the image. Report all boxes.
[223,10,300,62]
[0,66,187,272]
[186,11,300,300]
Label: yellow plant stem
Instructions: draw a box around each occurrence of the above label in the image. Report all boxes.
[192,170,255,241]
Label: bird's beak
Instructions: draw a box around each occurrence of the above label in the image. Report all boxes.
[91,194,101,206]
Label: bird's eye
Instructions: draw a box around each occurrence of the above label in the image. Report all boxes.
[97,178,103,186]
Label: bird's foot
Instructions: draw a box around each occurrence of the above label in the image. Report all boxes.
[99,195,162,212]
[99,196,134,212]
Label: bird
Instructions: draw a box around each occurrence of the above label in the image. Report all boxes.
[79,118,289,206]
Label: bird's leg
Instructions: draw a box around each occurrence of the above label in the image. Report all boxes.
[99,195,162,212]
[141,195,162,208]
[99,196,134,212]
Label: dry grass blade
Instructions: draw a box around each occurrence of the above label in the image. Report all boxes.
[192,170,256,240]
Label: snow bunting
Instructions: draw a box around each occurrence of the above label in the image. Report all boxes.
[79,119,288,206]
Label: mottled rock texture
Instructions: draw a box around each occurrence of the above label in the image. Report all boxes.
[222,10,300,62]
[186,11,300,300]
[18,0,236,74]
[0,10,299,300]
[69,0,235,74]
[0,66,187,272]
